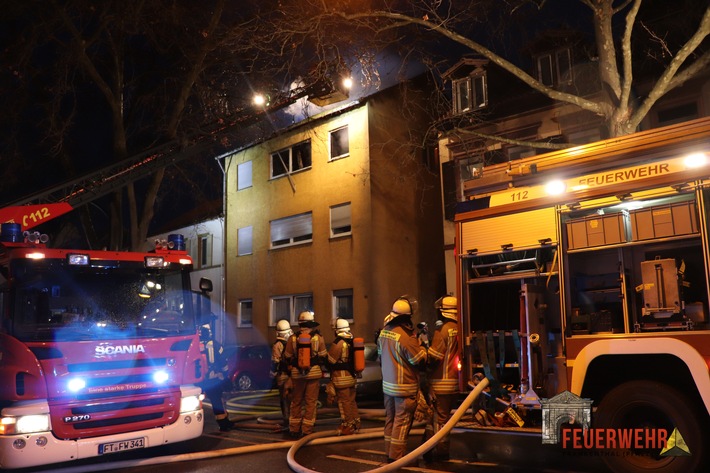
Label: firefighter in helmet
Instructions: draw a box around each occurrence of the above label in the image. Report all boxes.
[282,310,328,438]
[199,325,234,431]
[423,295,460,462]
[271,319,293,428]
[377,296,427,462]
[326,318,361,435]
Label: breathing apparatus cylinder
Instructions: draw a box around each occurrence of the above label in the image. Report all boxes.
[353,337,365,373]
[297,333,312,370]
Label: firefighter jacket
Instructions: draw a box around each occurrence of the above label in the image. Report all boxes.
[271,336,290,386]
[284,330,328,380]
[377,323,427,397]
[428,319,459,395]
[327,334,357,389]
[203,339,229,383]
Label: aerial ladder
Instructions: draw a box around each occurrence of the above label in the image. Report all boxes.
[1,69,351,231]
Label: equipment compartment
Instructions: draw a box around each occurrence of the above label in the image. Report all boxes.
[566,213,628,249]
[629,201,698,241]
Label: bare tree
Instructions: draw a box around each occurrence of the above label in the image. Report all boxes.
[1,0,259,250]
[242,0,710,140]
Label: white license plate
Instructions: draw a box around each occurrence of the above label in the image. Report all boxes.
[99,437,146,454]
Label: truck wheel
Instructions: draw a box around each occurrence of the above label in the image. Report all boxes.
[234,373,254,391]
[594,380,707,473]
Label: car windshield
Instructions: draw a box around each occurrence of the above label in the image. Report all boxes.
[6,259,196,342]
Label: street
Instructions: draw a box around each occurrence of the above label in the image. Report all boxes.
[24,389,607,473]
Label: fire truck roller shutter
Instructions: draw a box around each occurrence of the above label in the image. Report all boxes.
[460,207,557,254]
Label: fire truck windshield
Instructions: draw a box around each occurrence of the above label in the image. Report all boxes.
[7,260,196,342]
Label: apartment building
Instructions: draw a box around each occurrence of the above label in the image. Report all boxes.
[224,82,446,345]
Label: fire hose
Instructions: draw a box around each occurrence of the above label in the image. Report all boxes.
[287,376,489,473]
[41,377,488,473]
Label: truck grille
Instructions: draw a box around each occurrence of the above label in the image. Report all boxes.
[50,390,181,440]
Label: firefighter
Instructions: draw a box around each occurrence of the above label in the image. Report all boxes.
[326,318,361,435]
[283,310,328,438]
[200,325,235,432]
[423,296,460,462]
[271,319,293,428]
[377,296,428,462]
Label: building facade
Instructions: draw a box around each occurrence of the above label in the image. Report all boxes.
[224,85,445,346]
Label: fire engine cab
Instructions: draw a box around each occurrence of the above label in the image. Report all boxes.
[0,207,206,469]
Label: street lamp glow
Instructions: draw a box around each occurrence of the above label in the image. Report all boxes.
[253,94,267,106]
[342,77,353,90]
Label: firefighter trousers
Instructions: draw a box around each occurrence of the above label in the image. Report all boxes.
[423,392,455,459]
[335,385,359,433]
[383,393,417,461]
[289,377,320,435]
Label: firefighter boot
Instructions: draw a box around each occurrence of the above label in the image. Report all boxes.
[216,415,235,432]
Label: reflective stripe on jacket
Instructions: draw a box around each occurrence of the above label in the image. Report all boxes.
[428,321,459,394]
[377,324,427,397]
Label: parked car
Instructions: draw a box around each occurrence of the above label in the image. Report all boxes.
[320,342,382,399]
[225,344,273,391]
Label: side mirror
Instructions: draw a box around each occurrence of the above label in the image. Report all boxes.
[199,277,213,293]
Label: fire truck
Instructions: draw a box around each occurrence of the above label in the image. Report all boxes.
[454,117,710,473]
[0,204,207,469]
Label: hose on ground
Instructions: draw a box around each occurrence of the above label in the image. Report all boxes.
[44,380,487,473]
[287,377,490,473]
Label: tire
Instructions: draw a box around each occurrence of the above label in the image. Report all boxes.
[594,380,707,473]
[234,373,254,391]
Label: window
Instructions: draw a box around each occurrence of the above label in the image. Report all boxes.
[459,156,483,180]
[270,293,313,325]
[238,226,253,256]
[330,203,352,237]
[270,212,312,248]
[329,126,349,160]
[197,234,213,268]
[657,102,699,127]
[237,161,252,190]
[333,289,354,322]
[238,299,253,327]
[536,48,572,87]
[452,73,487,114]
[567,129,602,146]
[270,140,312,178]
[507,146,536,161]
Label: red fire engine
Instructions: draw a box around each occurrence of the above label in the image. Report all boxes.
[454,117,710,473]
[0,204,207,469]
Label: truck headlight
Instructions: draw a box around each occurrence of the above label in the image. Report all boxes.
[180,395,201,413]
[0,415,50,435]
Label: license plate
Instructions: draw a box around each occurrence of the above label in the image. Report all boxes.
[98,437,146,454]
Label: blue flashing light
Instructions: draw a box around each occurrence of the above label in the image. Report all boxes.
[167,234,185,251]
[0,223,22,242]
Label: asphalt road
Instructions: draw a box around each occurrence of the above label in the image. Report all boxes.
[21,389,607,473]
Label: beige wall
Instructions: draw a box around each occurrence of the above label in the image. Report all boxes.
[225,92,445,346]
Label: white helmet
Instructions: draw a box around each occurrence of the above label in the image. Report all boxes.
[384,297,414,325]
[334,318,351,335]
[276,319,293,338]
[437,295,458,321]
[298,310,319,327]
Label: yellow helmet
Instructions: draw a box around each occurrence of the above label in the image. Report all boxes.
[437,295,458,321]
[384,297,415,325]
